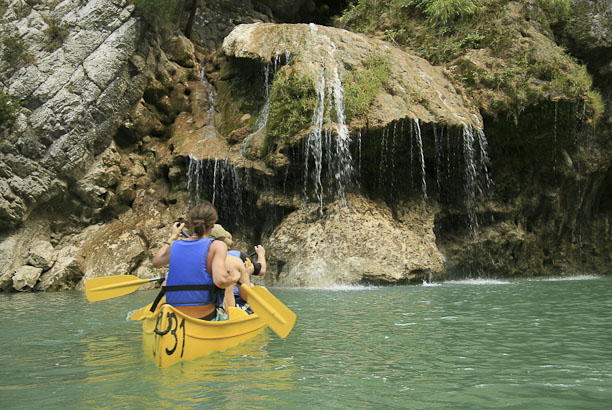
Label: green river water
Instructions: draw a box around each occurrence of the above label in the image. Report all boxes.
[1,275,611,409]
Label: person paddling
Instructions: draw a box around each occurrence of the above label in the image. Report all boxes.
[151,201,238,320]
[210,224,268,313]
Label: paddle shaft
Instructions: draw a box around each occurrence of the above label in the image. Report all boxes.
[94,277,164,291]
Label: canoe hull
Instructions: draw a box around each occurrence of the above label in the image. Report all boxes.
[141,304,266,368]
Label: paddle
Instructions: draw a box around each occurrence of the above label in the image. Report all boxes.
[129,300,158,321]
[239,283,296,339]
[85,275,164,302]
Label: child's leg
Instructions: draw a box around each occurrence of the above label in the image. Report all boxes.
[224,285,236,308]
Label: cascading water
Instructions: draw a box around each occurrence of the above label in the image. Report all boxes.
[242,53,292,155]
[304,63,326,210]
[301,24,355,212]
[186,155,253,231]
[253,63,271,131]
[414,119,428,205]
[362,116,493,231]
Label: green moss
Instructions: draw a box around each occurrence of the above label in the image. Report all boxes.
[267,70,317,146]
[343,54,392,121]
[336,0,601,124]
[587,89,605,125]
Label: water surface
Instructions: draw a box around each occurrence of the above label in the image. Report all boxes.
[1,275,611,409]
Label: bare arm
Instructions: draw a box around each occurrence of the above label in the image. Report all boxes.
[224,286,236,308]
[209,240,237,288]
[152,222,184,268]
[227,255,251,287]
[254,245,267,276]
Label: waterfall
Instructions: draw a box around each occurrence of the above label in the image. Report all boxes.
[187,154,204,199]
[434,124,442,200]
[461,123,493,232]
[186,155,251,231]
[302,24,355,211]
[414,119,427,205]
[379,124,389,189]
[330,66,354,204]
[253,63,271,131]
[304,64,325,210]
[463,125,479,231]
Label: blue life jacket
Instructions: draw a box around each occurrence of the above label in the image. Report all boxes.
[228,250,243,259]
[166,238,218,306]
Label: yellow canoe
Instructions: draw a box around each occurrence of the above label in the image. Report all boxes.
[135,302,266,368]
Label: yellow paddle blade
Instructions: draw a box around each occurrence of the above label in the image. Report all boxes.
[85,275,163,302]
[129,295,167,321]
[227,306,249,319]
[241,284,296,339]
[129,302,154,321]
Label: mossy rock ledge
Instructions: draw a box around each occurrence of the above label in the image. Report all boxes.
[219,22,482,153]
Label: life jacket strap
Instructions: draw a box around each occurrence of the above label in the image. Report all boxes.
[149,285,216,312]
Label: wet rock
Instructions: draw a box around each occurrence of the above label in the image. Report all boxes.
[265,196,444,286]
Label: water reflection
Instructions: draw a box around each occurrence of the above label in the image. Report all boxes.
[79,317,296,409]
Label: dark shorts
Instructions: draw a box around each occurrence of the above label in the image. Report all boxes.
[199,309,217,321]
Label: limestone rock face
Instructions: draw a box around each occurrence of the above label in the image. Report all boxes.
[265,196,444,286]
[79,220,148,280]
[0,0,147,229]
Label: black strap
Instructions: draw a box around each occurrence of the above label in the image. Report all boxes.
[252,262,262,276]
[149,284,216,312]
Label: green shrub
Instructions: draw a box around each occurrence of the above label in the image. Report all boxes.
[267,70,317,145]
[2,35,34,68]
[540,0,570,22]
[418,0,478,28]
[43,15,69,52]
[343,54,391,120]
[131,0,182,30]
[0,91,22,128]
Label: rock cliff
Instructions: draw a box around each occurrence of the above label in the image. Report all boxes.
[0,0,611,292]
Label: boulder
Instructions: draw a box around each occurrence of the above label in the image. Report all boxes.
[165,35,196,68]
[265,195,444,286]
[36,246,84,291]
[26,240,56,270]
[13,265,43,291]
[222,23,483,130]
[79,220,149,280]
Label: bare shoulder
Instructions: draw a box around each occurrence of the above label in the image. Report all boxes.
[209,239,228,254]
[226,254,242,268]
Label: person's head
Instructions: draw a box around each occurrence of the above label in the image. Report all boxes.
[210,224,233,247]
[188,201,217,238]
